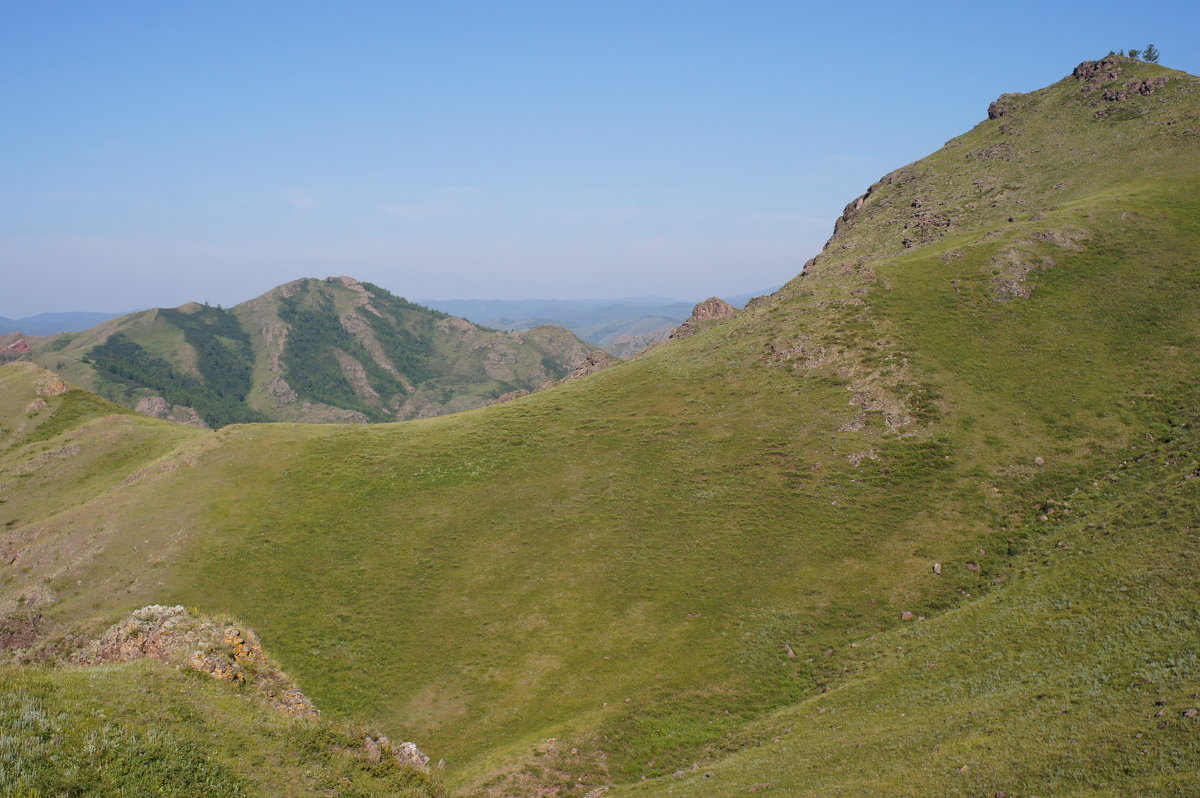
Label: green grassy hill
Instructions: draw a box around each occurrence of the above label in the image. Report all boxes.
[3,56,1199,796]
[25,276,609,427]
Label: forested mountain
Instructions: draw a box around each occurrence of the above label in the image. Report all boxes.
[23,276,609,426]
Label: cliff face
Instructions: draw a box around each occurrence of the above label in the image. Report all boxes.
[25,276,611,425]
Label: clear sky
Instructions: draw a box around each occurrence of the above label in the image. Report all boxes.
[2,1,1196,316]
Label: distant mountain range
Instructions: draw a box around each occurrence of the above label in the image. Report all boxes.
[4,288,777,357]
[0,311,131,336]
[421,288,775,355]
[19,277,610,427]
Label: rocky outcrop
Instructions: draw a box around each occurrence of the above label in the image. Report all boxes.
[78,605,318,718]
[134,396,210,429]
[668,297,738,339]
[34,373,70,397]
[487,389,531,406]
[605,327,673,359]
[1073,58,1123,84]
[561,351,615,382]
[987,92,1022,119]
[1102,76,1170,101]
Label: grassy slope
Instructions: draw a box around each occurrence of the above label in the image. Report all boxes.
[1,58,1198,795]
[1,661,446,797]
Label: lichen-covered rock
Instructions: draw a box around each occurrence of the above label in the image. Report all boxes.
[78,605,318,718]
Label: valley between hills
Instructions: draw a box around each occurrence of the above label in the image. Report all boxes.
[3,56,1200,796]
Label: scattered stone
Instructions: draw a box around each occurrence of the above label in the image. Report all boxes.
[364,736,383,764]
[900,611,915,621]
[781,643,796,658]
[957,764,971,773]
[748,783,772,792]
[394,741,431,770]
[1184,708,1199,718]
[1034,456,1045,466]
[23,398,47,415]
[932,563,942,575]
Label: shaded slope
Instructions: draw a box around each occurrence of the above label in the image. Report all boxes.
[1,57,1198,796]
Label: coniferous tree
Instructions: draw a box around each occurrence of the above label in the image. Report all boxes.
[1143,43,1161,63]
[1128,48,1142,59]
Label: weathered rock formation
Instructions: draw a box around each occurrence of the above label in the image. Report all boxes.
[561,351,616,382]
[668,297,738,339]
[134,396,210,428]
[77,604,318,718]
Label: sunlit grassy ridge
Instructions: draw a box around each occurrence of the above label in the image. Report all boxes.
[2,58,1199,795]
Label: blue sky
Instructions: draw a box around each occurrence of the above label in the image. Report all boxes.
[2,1,1196,316]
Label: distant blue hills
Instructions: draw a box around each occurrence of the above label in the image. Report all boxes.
[0,311,131,337]
[1,289,778,350]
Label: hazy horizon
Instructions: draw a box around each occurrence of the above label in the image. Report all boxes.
[4,1,1195,318]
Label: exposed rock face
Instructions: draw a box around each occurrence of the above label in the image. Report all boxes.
[487,389,531,406]
[78,605,318,718]
[561,351,615,382]
[34,374,69,397]
[4,339,30,354]
[987,93,1022,119]
[1073,58,1123,84]
[605,327,673,359]
[134,396,211,429]
[669,297,737,339]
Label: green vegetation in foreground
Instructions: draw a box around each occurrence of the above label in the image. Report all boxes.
[0,661,446,797]
[0,57,1198,796]
[617,384,1200,796]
